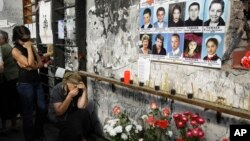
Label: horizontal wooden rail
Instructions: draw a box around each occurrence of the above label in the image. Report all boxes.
[79,71,250,120]
[55,5,75,11]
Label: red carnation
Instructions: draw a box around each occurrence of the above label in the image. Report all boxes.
[159,120,168,129]
[112,106,121,116]
[146,115,155,125]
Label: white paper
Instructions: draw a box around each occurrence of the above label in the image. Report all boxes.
[58,20,64,39]
[0,19,8,27]
[0,0,3,12]
[65,47,78,71]
[55,67,66,78]
[39,1,53,44]
[66,18,75,40]
[31,23,36,38]
[138,57,151,83]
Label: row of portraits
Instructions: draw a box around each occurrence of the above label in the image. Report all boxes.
[140,0,228,29]
[139,32,224,63]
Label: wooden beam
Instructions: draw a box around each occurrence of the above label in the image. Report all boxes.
[78,71,250,120]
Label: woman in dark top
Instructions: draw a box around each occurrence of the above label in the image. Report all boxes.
[11,25,46,141]
[152,34,166,55]
[49,72,91,141]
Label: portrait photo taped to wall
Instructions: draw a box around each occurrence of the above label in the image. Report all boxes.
[203,0,228,33]
[201,33,224,68]
[139,34,153,55]
[168,2,185,28]
[184,0,204,32]
[153,4,169,30]
[140,7,154,30]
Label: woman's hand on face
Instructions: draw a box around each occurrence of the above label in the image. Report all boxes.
[77,82,86,90]
[68,88,79,98]
[22,41,33,49]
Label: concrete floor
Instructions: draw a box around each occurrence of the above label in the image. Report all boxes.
[0,119,59,141]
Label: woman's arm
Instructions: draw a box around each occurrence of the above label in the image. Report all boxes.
[12,41,35,69]
[32,46,44,69]
[0,61,4,73]
[53,88,79,116]
[77,82,88,109]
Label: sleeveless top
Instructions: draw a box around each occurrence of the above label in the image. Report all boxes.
[14,45,40,83]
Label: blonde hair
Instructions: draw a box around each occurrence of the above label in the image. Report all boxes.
[63,72,82,85]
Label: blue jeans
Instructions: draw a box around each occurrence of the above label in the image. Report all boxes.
[17,82,46,141]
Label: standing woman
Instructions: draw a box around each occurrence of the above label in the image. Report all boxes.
[11,25,46,141]
[0,30,19,133]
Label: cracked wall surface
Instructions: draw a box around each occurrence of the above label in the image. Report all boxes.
[86,0,250,140]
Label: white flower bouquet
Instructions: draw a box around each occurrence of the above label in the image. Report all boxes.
[103,106,143,141]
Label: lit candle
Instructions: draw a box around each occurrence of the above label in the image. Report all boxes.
[124,70,130,84]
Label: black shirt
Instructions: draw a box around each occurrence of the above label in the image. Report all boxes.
[185,18,203,26]
[14,45,40,83]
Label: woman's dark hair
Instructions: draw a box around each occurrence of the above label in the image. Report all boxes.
[0,30,9,43]
[155,34,164,48]
[206,38,218,47]
[12,25,31,46]
[172,4,182,15]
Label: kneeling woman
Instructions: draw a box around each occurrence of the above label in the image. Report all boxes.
[49,72,92,141]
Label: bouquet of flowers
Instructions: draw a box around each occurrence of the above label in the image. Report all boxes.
[241,51,250,68]
[173,111,206,141]
[141,102,172,141]
[103,105,143,141]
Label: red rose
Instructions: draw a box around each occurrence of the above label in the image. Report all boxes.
[190,120,198,127]
[181,116,188,123]
[197,117,205,124]
[112,106,121,116]
[198,130,205,138]
[176,121,185,129]
[173,113,181,122]
[192,129,199,137]
[186,131,193,138]
[191,114,199,120]
[183,111,191,117]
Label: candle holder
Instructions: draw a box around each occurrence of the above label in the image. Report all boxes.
[187,93,193,99]
[129,80,133,84]
[170,89,176,95]
[155,85,160,91]
[139,82,144,86]
[120,77,124,82]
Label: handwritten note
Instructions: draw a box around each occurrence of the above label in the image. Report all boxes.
[138,57,150,83]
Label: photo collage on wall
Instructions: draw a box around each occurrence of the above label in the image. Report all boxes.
[139,0,228,68]
[57,5,78,71]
